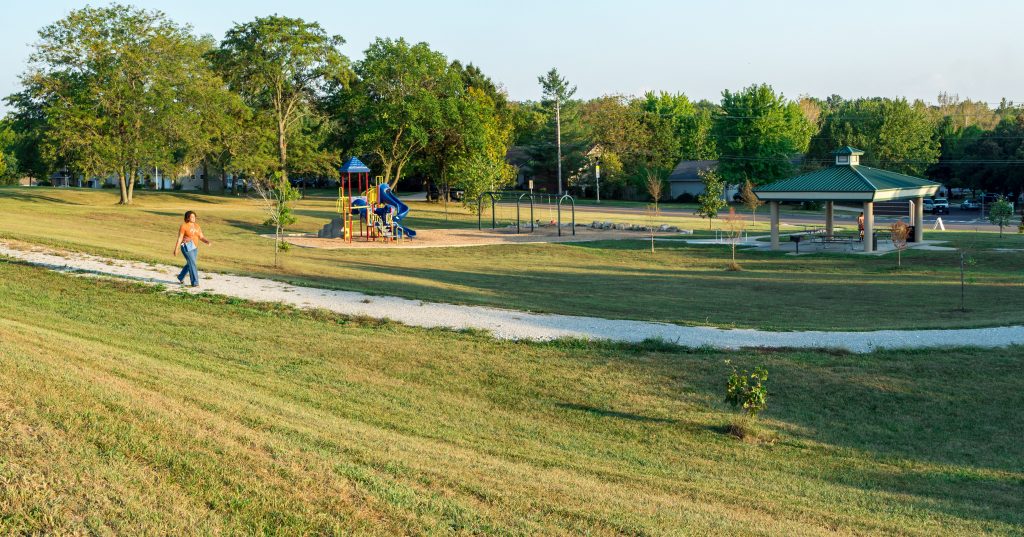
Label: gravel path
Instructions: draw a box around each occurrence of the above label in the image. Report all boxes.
[3,240,1023,353]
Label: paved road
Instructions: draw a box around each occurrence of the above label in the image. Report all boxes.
[570,203,1005,232]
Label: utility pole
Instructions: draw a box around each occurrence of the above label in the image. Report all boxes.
[595,159,601,203]
[556,97,562,196]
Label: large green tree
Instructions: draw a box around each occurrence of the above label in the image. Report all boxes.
[420,62,514,212]
[0,119,17,182]
[959,114,1024,198]
[527,69,586,194]
[19,4,213,204]
[713,84,814,186]
[577,95,681,198]
[214,15,349,185]
[450,87,516,209]
[640,92,717,160]
[578,95,646,196]
[350,38,453,188]
[1,92,49,181]
[808,97,939,176]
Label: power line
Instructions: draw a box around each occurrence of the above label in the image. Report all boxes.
[716,155,1024,165]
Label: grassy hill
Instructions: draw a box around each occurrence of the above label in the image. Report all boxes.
[1,187,1024,331]
[1,260,1021,535]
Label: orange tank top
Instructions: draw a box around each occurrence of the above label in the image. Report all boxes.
[180,222,201,244]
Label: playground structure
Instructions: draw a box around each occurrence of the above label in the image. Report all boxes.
[318,157,416,243]
[477,191,576,236]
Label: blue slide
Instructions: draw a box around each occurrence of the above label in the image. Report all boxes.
[378,183,417,238]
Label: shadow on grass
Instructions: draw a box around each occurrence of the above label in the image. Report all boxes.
[224,219,272,234]
[667,347,1024,528]
[556,402,678,424]
[0,190,85,205]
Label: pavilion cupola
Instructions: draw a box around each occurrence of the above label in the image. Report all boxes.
[832,146,864,166]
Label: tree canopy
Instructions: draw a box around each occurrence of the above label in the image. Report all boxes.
[350,38,455,188]
[713,84,815,186]
[808,97,939,176]
[214,15,350,184]
[19,4,216,203]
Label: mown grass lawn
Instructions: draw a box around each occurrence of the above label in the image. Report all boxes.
[0,260,1021,535]
[1,186,1023,331]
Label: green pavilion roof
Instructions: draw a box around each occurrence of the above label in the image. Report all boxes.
[831,146,864,156]
[754,159,940,202]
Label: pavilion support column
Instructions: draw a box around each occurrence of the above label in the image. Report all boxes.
[825,201,834,239]
[863,201,874,253]
[914,196,924,242]
[769,201,780,251]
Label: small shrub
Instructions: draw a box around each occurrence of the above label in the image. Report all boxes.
[675,192,695,203]
[725,415,777,444]
[890,220,909,268]
[987,197,1014,237]
[725,361,768,417]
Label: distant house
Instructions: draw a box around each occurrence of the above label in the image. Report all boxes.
[667,160,718,199]
[668,156,805,201]
[506,146,533,189]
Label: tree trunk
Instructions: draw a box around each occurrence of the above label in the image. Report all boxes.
[391,160,405,190]
[129,170,136,204]
[202,162,210,193]
[556,99,562,196]
[118,171,129,205]
[221,171,228,195]
[278,122,288,183]
[441,169,449,221]
[274,225,280,268]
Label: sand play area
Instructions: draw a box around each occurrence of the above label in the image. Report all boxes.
[281,226,682,249]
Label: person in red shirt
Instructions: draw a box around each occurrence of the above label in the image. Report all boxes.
[173,210,211,286]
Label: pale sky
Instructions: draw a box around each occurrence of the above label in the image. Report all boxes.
[1,0,1022,113]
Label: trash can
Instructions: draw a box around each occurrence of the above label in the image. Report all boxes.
[872,233,878,250]
[907,225,916,242]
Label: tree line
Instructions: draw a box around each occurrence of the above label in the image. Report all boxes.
[2,4,1023,206]
[513,85,1024,202]
[0,5,515,205]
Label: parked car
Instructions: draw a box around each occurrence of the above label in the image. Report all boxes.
[932,198,949,214]
[922,199,935,213]
[960,198,981,210]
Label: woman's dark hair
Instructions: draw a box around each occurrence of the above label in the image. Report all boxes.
[184,211,196,222]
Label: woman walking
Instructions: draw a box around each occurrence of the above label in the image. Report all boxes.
[173,210,211,287]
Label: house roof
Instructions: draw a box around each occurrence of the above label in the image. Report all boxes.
[340,157,371,174]
[668,160,717,182]
[754,163,940,201]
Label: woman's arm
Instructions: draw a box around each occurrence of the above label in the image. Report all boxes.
[173,227,184,256]
[199,227,211,245]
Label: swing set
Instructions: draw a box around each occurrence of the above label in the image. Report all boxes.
[477,191,576,236]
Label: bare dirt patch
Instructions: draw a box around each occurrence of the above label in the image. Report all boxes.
[280,226,679,250]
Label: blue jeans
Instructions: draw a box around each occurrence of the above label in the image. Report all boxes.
[178,243,199,286]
